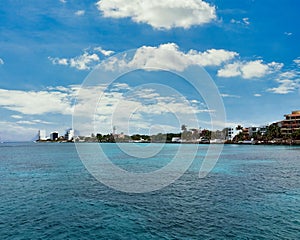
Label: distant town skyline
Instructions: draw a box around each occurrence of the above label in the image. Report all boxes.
[36,109,300,145]
[0,0,300,141]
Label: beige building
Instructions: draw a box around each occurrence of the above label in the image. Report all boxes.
[280,110,300,135]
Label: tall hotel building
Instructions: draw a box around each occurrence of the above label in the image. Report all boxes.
[38,129,47,140]
[280,110,300,135]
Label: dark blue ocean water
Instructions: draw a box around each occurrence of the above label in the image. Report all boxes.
[0,143,299,239]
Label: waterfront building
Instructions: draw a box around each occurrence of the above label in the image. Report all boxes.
[242,128,249,136]
[38,130,47,141]
[50,131,59,141]
[260,125,268,135]
[248,125,268,137]
[114,133,125,139]
[226,127,240,141]
[65,129,74,141]
[280,110,300,135]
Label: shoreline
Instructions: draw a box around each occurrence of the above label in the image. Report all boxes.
[32,140,300,146]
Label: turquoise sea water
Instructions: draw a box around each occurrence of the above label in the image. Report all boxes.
[0,143,299,239]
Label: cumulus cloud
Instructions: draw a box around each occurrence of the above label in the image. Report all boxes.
[75,10,85,16]
[103,43,238,71]
[49,43,239,73]
[217,60,283,79]
[69,52,99,70]
[49,51,100,70]
[0,58,4,64]
[217,62,240,78]
[49,47,115,70]
[96,0,216,30]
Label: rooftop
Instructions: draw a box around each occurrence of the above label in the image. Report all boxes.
[284,110,300,117]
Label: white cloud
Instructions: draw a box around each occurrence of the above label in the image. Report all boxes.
[60,0,66,3]
[72,82,213,135]
[230,17,250,26]
[218,60,283,79]
[294,58,300,67]
[70,52,99,70]
[49,47,116,70]
[49,44,238,73]
[217,62,240,78]
[33,119,53,124]
[0,88,74,115]
[284,32,292,36]
[242,18,250,25]
[267,79,299,94]
[46,86,71,92]
[49,51,100,70]
[0,58,4,64]
[92,91,208,134]
[221,93,241,98]
[96,0,216,30]
[11,115,23,119]
[16,121,36,125]
[241,61,269,79]
[254,94,262,97]
[267,68,300,94]
[110,83,131,91]
[75,10,85,16]
[104,43,238,71]
[17,119,53,125]
[279,70,297,79]
[94,47,114,56]
[48,57,68,66]
[190,48,238,66]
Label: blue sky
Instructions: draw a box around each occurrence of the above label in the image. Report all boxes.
[0,0,299,141]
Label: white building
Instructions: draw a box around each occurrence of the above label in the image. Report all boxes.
[65,129,74,141]
[248,125,268,137]
[50,131,59,141]
[226,127,241,141]
[38,130,47,141]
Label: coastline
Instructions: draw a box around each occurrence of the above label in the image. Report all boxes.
[33,140,300,146]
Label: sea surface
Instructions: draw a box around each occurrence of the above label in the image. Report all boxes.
[0,142,299,239]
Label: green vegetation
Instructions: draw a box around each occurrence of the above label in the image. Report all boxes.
[291,129,300,140]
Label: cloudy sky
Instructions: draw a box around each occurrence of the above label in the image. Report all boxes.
[0,0,300,141]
